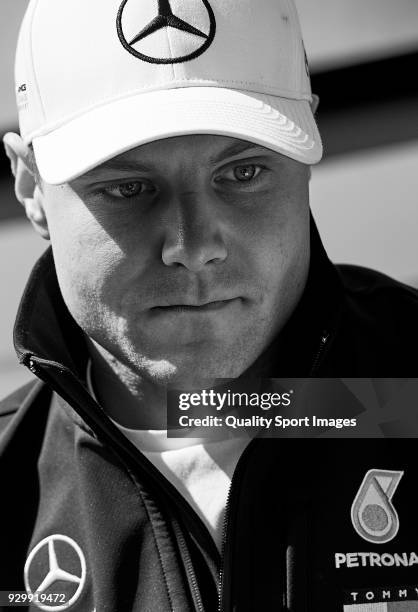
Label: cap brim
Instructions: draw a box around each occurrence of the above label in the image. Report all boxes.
[32,87,322,185]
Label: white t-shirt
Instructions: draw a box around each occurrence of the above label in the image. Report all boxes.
[86,362,249,551]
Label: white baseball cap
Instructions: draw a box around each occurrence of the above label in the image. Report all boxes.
[14,0,322,185]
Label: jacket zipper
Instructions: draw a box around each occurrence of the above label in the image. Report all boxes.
[217,486,232,612]
[217,329,333,610]
[26,356,215,612]
[309,330,330,375]
[217,440,256,612]
[172,522,205,612]
[29,354,221,612]
[27,327,332,612]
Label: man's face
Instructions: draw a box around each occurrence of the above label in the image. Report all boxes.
[39,135,310,383]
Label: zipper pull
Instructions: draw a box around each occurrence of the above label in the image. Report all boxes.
[310,330,330,375]
[29,358,38,374]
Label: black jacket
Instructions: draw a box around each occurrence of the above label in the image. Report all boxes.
[1,222,418,611]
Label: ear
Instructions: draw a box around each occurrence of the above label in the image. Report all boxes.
[3,132,50,240]
[310,94,320,116]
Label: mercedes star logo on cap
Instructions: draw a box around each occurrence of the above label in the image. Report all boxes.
[117,0,216,63]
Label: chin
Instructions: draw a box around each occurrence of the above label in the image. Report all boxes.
[139,349,251,386]
[118,339,239,384]
[112,322,268,384]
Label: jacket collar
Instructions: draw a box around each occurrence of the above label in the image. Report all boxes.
[14,215,343,380]
[13,247,89,382]
[245,217,343,377]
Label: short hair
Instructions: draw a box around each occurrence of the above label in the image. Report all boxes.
[27,144,42,187]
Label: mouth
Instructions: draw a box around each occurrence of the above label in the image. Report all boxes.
[151,298,239,314]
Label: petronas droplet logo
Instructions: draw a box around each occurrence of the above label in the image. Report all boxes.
[351,469,403,544]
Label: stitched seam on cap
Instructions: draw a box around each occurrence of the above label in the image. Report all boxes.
[166,23,176,81]
[287,0,299,93]
[29,0,47,121]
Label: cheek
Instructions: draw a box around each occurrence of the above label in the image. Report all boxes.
[43,189,127,325]
[237,191,309,295]
[247,200,310,341]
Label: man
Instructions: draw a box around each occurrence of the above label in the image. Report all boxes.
[1,0,418,611]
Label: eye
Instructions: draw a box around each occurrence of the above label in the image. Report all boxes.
[105,180,155,199]
[233,164,261,182]
[213,162,268,190]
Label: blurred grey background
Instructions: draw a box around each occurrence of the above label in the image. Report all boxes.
[1,0,418,398]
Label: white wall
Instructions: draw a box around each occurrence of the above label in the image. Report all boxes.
[0,0,27,130]
[297,0,418,69]
[311,140,418,286]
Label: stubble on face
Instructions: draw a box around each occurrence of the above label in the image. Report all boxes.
[42,135,311,388]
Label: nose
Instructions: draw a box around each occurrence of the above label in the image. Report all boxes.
[161,191,228,272]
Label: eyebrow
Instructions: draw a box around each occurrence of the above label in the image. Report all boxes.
[82,159,152,179]
[209,141,267,164]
